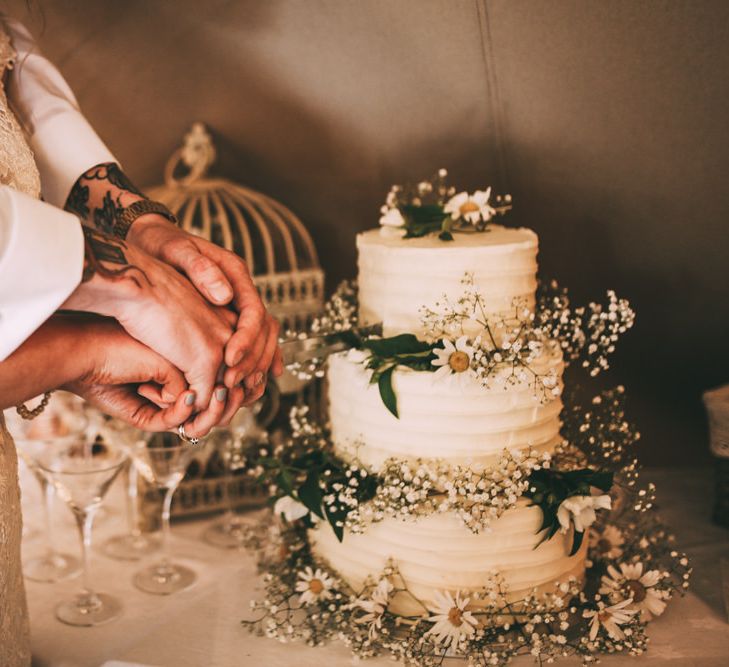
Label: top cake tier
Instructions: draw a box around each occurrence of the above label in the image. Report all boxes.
[357,225,539,337]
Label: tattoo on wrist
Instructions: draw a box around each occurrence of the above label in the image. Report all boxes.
[65,163,147,237]
[81,227,147,287]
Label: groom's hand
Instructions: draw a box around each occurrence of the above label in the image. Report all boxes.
[127,217,284,393]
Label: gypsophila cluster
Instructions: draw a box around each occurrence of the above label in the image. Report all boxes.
[536,280,636,377]
[345,448,551,535]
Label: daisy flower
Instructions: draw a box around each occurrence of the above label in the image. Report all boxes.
[444,189,495,225]
[431,336,476,385]
[583,598,637,641]
[600,562,667,620]
[557,494,612,534]
[351,578,393,639]
[424,590,478,647]
[589,524,625,560]
[295,566,334,606]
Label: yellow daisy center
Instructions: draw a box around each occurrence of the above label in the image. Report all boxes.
[459,201,480,215]
[309,578,324,594]
[597,610,612,624]
[623,580,647,603]
[448,607,463,627]
[448,351,470,372]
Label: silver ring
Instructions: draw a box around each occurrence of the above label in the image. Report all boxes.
[178,423,200,446]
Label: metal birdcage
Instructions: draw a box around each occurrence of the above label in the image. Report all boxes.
[146,122,325,359]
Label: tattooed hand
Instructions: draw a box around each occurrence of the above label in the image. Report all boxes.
[128,217,284,405]
[62,228,245,436]
[65,163,283,405]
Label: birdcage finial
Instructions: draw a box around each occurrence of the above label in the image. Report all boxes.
[164,122,216,187]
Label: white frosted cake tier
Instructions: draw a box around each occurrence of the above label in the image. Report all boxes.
[310,505,587,616]
[357,225,539,337]
[327,349,564,471]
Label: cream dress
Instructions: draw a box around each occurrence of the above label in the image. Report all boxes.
[0,20,43,667]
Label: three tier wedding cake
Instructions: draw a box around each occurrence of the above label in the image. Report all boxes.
[244,170,691,666]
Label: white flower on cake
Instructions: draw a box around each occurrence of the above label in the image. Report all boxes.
[379,207,405,228]
[351,578,393,639]
[599,562,667,621]
[589,524,625,559]
[424,590,478,647]
[431,335,476,385]
[444,189,495,225]
[556,494,611,534]
[583,598,637,641]
[295,566,334,606]
[274,496,309,522]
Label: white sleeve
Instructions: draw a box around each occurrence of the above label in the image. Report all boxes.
[3,17,117,208]
[0,186,84,360]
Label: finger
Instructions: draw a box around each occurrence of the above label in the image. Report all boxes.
[215,306,238,328]
[271,346,284,378]
[137,383,171,408]
[130,389,196,432]
[182,385,229,439]
[224,316,268,388]
[242,381,266,407]
[163,238,233,305]
[245,317,280,390]
[148,390,198,431]
[217,385,245,427]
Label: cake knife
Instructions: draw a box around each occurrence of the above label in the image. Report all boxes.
[279,323,382,367]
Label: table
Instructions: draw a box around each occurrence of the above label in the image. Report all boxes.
[22,465,729,667]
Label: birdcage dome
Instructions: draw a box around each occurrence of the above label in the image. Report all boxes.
[146,123,324,334]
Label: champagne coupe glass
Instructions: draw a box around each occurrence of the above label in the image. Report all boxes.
[131,435,204,594]
[100,422,159,560]
[6,406,82,583]
[23,431,127,626]
[203,389,278,549]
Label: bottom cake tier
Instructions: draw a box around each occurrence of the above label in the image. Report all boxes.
[310,503,587,617]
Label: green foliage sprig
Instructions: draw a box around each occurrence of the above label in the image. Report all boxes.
[525,468,614,555]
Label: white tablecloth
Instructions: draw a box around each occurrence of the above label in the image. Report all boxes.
[21,465,729,667]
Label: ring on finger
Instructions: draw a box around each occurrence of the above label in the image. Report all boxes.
[178,423,200,446]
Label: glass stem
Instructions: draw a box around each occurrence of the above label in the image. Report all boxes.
[126,463,141,537]
[72,507,96,594]
[160,485,175,567]
[43,481,56,559]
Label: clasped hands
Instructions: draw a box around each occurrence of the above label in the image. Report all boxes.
[63,216,283,436]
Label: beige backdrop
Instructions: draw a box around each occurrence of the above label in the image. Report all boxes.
[7,0,729,466]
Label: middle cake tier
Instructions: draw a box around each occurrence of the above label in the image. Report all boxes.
[327,347,564,471]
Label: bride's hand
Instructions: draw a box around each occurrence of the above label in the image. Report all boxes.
[64,317,231,434]
[62,228,244,422]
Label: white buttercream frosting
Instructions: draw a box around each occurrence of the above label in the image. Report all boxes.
[357,225,538,337]
[310,506,587,616]
[327,349,564,470]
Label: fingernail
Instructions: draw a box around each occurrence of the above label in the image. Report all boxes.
[215,387,228,402]
[185,392,196,406]
[210,282,231,302]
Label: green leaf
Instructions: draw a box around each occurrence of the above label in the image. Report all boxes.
[378,365,398,418]
[569,528,585,556]
[297,470,325,519]
[438,230,454,241]
[275,469,294,495]
[363,334,432,357]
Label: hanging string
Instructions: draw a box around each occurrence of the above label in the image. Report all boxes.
[476,0,510,193]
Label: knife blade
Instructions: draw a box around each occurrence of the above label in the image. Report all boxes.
[279,323,382,367]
